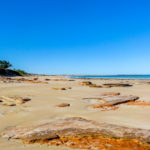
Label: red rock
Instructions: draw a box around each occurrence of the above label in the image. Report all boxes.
[56,103,70,107]
[2,117,150,150]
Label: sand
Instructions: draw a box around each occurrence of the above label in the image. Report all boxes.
[0,76,150,150]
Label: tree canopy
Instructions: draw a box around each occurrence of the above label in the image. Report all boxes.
[0,60,12,69]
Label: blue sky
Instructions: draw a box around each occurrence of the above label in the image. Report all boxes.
[0,0,150,75]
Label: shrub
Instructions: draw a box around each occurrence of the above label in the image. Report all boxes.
[14,69,28,76]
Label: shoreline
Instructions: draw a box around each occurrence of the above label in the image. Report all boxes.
[69,75,150,80]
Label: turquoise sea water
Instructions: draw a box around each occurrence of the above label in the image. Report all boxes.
[70,75,150,80]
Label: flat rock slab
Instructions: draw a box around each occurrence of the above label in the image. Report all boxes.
[1,117,150,149]
[84,95,139,108]
[83,92,120,99]
[103,83,132,88]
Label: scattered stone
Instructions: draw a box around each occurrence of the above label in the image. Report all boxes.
[51,79,74,81]
[2,117,150,150]
[25,80,48,84]
[0,96,31,106]
[33,78,38,81]
[103,83,132,88]
[15,98,31,104]
[79,81,102,88]
[52,87,72,90]
[55,88,66,90]
[88,84,102,88]
[0,77,73,83]
[68,79,75,81]
[45,78,50,81]
[13,78,48,84]
[0,77,48,84]
[100,92,120,96]
[79,81,92,86]
[56,103,70,107]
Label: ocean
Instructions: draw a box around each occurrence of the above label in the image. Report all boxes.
[70,75,150,80]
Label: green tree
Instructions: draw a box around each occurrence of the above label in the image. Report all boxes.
[0,60,12,69]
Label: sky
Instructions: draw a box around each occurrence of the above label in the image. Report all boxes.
[0,0,150,75]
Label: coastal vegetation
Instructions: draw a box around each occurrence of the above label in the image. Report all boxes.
[13,69,29,76]
[0,60,29,76]
[0,60,12,69]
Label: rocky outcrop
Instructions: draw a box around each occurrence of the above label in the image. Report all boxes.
[2,117,150,149]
